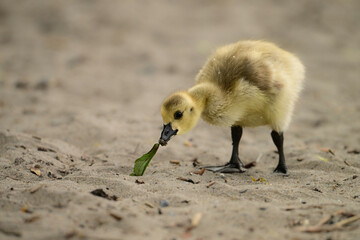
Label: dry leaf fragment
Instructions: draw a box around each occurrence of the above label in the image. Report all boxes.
[244,161,257,169]
[185,213,202,233]
[313,188,322,193]
[169,160,180,165]
[109,212,122,221]
[89,159,95,166]
[145,202,155,208]
[251,176,267,182]
[135,179,145,184]
[37,146,56,153]
[259,178,267,182]
[32,136,42,141]
[191,213,202,228]
[347,149,360,154]
[21,206,32,213]
[90,189,118,201]
[184,140,192,147]
[30,167,41,176]
[206,181,215,188]
[340,212,355,218]
[30,184,43,193]
[24,215,40,223]
[177,177,197,184]
[193,168,206,175]
[15,145,26,149]
[319,147,335,155]
[64,231,77,239]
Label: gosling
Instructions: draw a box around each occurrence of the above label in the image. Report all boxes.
[159,40,305,174]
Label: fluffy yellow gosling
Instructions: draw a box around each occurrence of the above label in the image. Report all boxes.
[159,40,305,174]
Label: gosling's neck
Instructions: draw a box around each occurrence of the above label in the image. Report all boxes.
[187,82,223,113]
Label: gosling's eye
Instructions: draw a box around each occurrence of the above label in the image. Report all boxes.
[174,111,183,120]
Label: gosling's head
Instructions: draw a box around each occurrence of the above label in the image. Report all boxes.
[159,92,200,146]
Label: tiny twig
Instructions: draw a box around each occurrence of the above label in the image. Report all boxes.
[256,153,263,163]
[344,160,351,167]
[144,202,155,208]
[6,176,20,181]
[30,184,44,194]
[316,214,332,227]
[296,210,360,233]
[193,168,206,175]
[177,177,197,184]
[335,215,360,228]
[169,160,180,165]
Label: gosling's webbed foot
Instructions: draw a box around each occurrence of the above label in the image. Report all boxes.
[204,162,246,173]
[205,126,246,174]
[273,164,288,175]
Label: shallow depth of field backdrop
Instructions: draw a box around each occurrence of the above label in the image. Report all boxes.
[0,1,360,240]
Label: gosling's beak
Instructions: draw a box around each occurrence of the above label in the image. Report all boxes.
[159,123,178,146]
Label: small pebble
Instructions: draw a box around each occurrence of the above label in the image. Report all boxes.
[160,199,169,208]
[239,189,248,194]
[34,79,49,90]
[15,80,28,89]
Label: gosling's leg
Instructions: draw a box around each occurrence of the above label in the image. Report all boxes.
[271,130,288,174]
[205,126,246,173]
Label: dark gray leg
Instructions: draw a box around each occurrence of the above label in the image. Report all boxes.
[205,126,246,173]
[271,130,288,174]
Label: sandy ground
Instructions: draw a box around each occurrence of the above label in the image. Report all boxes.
[1,1,360,239]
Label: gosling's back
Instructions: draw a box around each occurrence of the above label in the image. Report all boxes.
[195,40,305,131]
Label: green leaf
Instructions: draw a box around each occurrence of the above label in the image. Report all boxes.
[130,143,160,176]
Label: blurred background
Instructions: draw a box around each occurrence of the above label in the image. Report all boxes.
[0,0,359,158]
